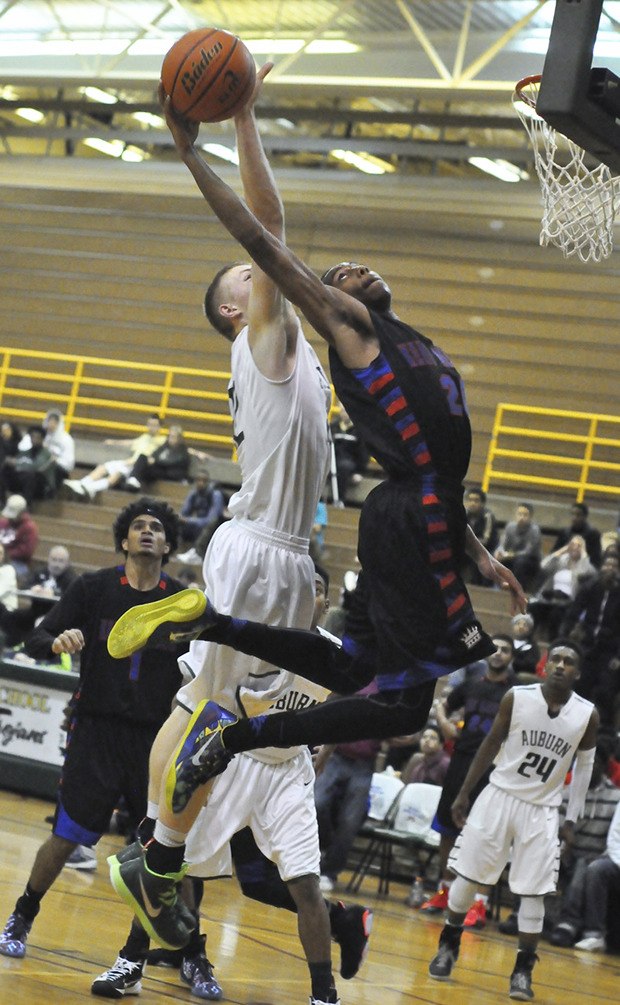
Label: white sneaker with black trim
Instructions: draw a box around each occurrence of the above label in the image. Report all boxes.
[91,956,144,998]
[65,845,97,871]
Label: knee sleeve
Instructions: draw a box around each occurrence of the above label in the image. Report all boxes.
[517,896,545,934]
[448,876,479,916]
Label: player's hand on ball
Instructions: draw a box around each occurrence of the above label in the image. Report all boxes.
[52,628,85,655]
[234,61,273,119]
[158,81,199,152]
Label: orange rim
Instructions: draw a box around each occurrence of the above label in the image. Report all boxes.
[513,73,542,107]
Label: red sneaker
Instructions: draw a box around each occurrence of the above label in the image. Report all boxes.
[463,899,487,929]
[419,887,449,914]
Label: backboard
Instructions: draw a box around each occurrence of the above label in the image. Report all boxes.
[536,0,620,174]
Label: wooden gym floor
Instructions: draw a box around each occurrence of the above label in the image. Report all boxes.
[1,788,618,1004]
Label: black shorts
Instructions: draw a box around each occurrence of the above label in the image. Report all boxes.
[434,747,492,838]
[344,479,494,688]
[54,714,157,845]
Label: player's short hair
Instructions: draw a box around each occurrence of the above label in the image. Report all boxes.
[314,561,330,594]
[113,497,179,564]
[547,637,583,663]
[491,632,514,653]
[204,262,243,338]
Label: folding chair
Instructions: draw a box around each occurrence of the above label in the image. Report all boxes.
[347,782,441,897]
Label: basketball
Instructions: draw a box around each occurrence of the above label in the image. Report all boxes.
[161,28,256,124]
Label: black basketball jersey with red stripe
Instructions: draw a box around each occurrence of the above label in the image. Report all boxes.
[25,566,184,724]
[328,310,471,488]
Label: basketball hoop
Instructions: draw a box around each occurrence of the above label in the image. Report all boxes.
[513,74,620,263]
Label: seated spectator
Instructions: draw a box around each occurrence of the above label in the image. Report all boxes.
[462,486,499,586]
[572,789,620,953]
[559,552,620,727]
[401,724,451,786]
[2,425,56,504]
[125,424,190,492]
[0,542,18,648]
[510,612,540,679]
[330,405,369,505]
[42,409,75,490]
[0,420,22,482]
[547,745,620,948]
[0,495,39,583]
[552,501,602,569]
[64,413,165,501]
[0,545,77,646]
[529,535,597,641]
[494,501,542,591]
[309,496,328,564]
[176,468,227,566]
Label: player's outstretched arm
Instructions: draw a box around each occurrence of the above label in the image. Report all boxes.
[450,691,514,828]
[465,525,527,615]
[159,83,372,352]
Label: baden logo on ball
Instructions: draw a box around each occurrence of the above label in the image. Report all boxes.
[161,27,257,124]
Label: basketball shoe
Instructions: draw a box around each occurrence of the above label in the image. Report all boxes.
[463,897,487,929]
[509,949,538,1001]
[428,925,462,981]
[420,886,449,914]
[107,588,213,659]
[309,991,340,1005]
[180,935,223,1000]
[332,902,373,980]
[165,699,237,814]
[0,911,32,958]
[108,855,194,950]
[91,955,144,998]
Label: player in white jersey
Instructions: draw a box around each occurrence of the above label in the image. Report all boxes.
[428,639,598,1001]
[106,69,343,1005]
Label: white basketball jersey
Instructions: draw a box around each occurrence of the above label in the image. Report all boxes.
[227,322,331,538]
[490,684,593,807]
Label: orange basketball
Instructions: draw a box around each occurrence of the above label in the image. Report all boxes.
[161,28,256,124]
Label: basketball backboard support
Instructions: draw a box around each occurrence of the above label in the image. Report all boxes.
[536,0,620,174]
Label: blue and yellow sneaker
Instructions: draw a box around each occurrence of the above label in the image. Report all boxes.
[107,588,213,659]
[165,700,237,814]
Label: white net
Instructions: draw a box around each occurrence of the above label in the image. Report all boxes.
[513,76,620,263]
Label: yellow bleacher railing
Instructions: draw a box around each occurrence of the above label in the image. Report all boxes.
[482,403,620,503]
[0,346,235,448]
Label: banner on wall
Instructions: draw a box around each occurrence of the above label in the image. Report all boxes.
[0,677,68,766]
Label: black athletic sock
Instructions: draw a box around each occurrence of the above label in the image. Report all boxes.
[205,615,373,694]
[135,816,156,846]
[223,690,431,754]
[145,839,185,875]
[15,884,43,924]
[308,960,334,1001]
[121,919,150,961]
[183,926,205,958]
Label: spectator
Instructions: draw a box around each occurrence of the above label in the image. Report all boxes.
[401,724,451,786]
[64,414,165,501]
[0,545,78,647]
[42,410,75,490]
[572,791,620,952]
[0,420,22,476]
[2,425,56,504]
[309,496,328,564]
[323,568,358,638]
[463,487,499,586]
[0,541,18,648]
[125,425,190,492]
[175,468,227,566]
[553,502,602,569]
[547,745,620,948]
[560,552,620,728]
[419,635,515,929]
[510,612,540,679]
[0,495,39,582]
[495,501,542,591]
[529,535,596,642]
[329,405,369,505]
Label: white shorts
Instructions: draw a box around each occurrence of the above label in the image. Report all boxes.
[448,784,561,897]
[177,517,315,717]
[185,749,320,883]
[104,459,131,477]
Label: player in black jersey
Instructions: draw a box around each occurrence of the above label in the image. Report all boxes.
[0,498,209,993]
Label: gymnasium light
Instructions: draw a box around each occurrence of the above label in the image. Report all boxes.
[519,30,620,59]
[83,137,124,157]
[15,107,45,122]
[133,112,166,128]
[244,39,360,55]
[468,157,527,183]
[202,143,240,165]
[81,86,118,104]
[330,149,395,174]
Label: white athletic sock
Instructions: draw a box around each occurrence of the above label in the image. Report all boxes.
[147,801,159,820]
[154,820,186,848]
